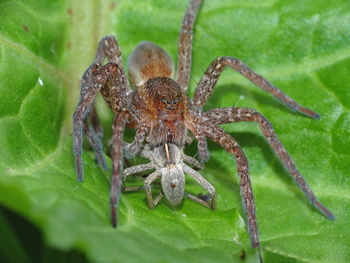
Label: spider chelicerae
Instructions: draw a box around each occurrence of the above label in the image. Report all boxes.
[72,0,335,261]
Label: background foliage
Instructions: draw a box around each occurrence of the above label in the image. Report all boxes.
[0,0,349,262]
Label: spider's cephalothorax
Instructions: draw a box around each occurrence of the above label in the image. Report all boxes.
[73,0,334,262]
[129,76,189,148]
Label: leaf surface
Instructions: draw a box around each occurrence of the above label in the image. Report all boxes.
[0,0,349,262]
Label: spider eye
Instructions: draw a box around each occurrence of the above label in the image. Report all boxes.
[161,97,166,104]
[172,99,178,105]
[166,99,171,104]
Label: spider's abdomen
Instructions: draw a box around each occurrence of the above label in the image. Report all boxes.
[128,41,175,88]
[161,164,185,206]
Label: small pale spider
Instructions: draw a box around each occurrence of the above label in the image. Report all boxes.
[73,0,335,261]
[122,142,216,210]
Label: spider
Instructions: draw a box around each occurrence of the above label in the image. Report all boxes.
[73,0,335,261]
[121,142,216,210]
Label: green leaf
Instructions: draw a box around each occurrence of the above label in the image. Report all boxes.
[0,0,349,262]
[0,210,32,263]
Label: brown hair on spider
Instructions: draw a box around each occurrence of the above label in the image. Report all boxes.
[137,77,187,121]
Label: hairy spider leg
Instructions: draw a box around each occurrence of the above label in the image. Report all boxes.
[191,125,210,163]
[199,122,262,258]
[193,56,321,119]
[111,110,128,227]
[89,34,131,149]
[79,64,108,170]
[75,35,133,174]
[203,107,335,220]
[176,0,202,92]
[81,64,103,141]
[74,57,131,227]
[73,63,119,181]
[83,120,108,170]
[89,105,103,139]
[88,37,143,227]
[94,36,132,94]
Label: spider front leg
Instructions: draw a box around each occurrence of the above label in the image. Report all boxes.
[73,63,119,181]
[203,107,335,220]
[199,122,262,259]
[79,64,108,170]
[176,0,202,91]
[81,66,103,140]
[193,56,320,119]
[75,35,132,174]
[94,35,132,94]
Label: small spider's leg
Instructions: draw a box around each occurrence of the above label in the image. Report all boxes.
[127,126,148,157]
[73,63,118,182]
[94,35,132,94]
[200,122,261,250]
[193,57,320,119]
[203,107,335,220]
[175,0,202,92]
[110,110,129,228]
[183,164,216,209]
[123,163,155,180]
[153,192,164,207]
[183,154,204,170]
[184,193,211,208]
[144,171,162,209]
[123,158,144,179]
[123,163,154,186]
[122,163,154,192]
[83,121,108,170]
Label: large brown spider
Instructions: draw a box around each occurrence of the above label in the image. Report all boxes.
[73,0,334,261]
